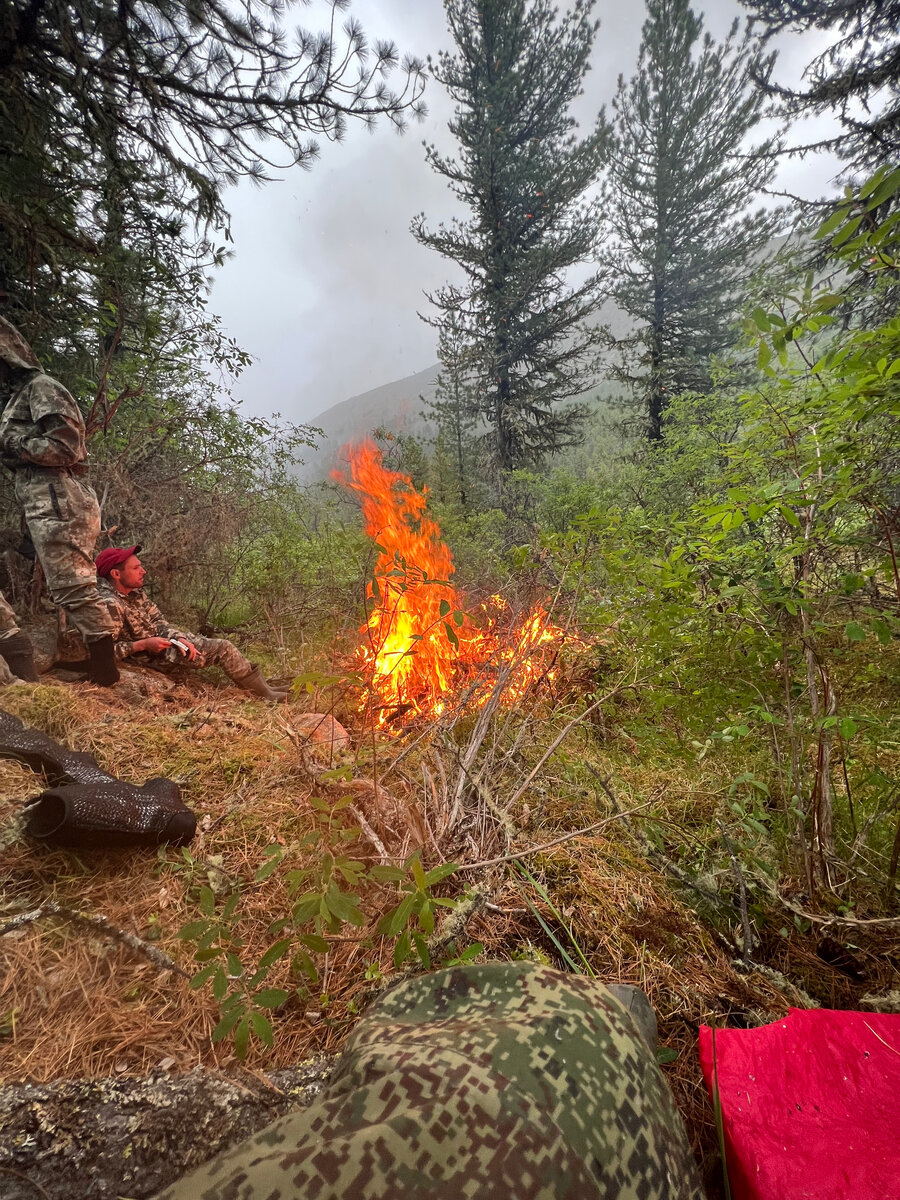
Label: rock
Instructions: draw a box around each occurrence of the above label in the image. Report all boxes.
[293,713,351,748]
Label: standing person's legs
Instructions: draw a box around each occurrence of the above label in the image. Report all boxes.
[15,470,118,684]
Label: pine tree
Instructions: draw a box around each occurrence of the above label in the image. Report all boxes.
[605,0,779,440]
[422,323,480,510]
[412,0,608,481]
[0,1,425,362]
[743,0,900,175]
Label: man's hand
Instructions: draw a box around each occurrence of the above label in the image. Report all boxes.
[172,638,199,662]
[133,636,171,655]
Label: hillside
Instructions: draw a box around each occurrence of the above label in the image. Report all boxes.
[297,297,639,480]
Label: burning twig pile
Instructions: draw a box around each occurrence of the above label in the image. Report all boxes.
[334,441,584,725]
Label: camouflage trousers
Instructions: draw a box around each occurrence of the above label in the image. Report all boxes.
[14,467,114,643]
[144,634,253,682]
[151,962,703,1200]
[0,591,19,637]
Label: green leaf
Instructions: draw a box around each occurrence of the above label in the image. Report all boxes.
[393,929,411,970]
[377,892,417,937]
[779,505,801,528]
[656,1046,679,1065]
[254,855,282,883]
[412,932,431,968]
[439,598,451,617]
[293,950,319,983]
[212,968,228,1002]
[444,622,459,649]
[814,206,849,238]
[418,900,435,935]
[253,988,289,1010]
[189,963,217,990]
[751,307,771,332]
[864,166,900,209]
[211,1007,244,1043]
[324,883,366,926]
[844,621,866,642]
[838,717,858,739]
[233,1016,251,1060]
[300,934,330,953]
[257,938,292,972]
[249,1010,275,1048]
[423,862,459,887]
[411,855,426,891]
[178,919,211,941]
[198,886,215,916]
[368,864,406,883]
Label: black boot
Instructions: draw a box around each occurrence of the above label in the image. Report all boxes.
[0,631,40,681]
[87,635,120,686]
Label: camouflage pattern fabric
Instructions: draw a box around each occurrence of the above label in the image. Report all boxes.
[13,467,114,642]
[0,592,19,636]
[0,318,114,643]
[96,578,254,680]
[151,962,703,1200]
[0,319,85,471]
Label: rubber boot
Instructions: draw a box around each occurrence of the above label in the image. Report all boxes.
[87,635,120,686]
[0,631,40,682]
[607,983,658,1051]
[237,665,290,702]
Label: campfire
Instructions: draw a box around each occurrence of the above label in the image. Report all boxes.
[333,441,581,725]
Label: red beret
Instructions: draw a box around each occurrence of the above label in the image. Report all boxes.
[95,544,142,577]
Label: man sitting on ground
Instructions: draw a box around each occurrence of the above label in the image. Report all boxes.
[94,545,290,701]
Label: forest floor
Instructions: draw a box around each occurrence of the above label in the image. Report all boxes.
[0,659,897,1197]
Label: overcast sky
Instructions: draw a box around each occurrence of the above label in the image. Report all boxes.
[207,0,842,430]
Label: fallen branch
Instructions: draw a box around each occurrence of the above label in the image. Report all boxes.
[0,901,190,978]
[0,1061,332,1200]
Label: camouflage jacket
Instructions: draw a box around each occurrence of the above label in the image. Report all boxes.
[97,578,183,661]
[0,317,87,471]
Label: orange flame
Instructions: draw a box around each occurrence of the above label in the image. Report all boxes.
[333,441,581,724]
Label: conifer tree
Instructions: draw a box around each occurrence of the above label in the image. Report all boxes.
[412,0,608,480]
[744,0,900,175]
[605,0,780,440]
[422,323,480,509]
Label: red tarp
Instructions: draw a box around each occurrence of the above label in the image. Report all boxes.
[698,1008,900,1200]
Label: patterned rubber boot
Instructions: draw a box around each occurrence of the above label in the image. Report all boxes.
[87,635,120,686]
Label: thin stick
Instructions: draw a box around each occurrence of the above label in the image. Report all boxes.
[720,823,755,956]
[456,801,654,872]
[0,901,190,977]
[0,1166,52,1200]
[506,673,639,811]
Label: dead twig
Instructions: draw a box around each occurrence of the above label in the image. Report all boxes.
[720,823,756,956]
[456,801,655,872]
[0,901,190,978]
[506,671,640,812]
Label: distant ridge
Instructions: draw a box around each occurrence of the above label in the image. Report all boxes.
[298,362,441,480]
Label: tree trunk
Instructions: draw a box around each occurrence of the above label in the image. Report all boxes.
[0,1059,334,1200]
